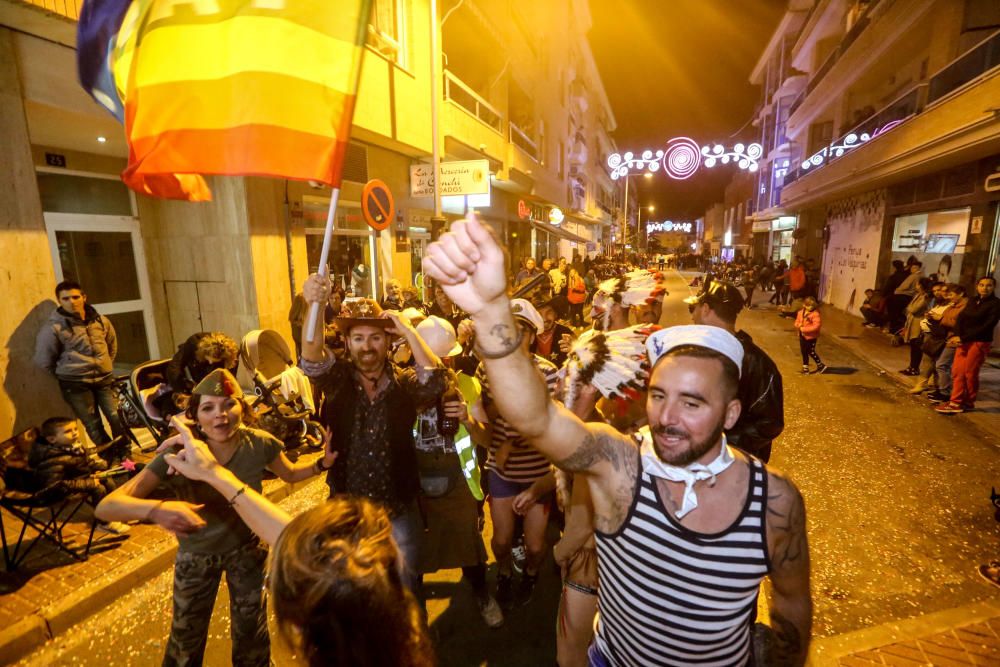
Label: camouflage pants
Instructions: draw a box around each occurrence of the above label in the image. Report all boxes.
[162,540,270,667]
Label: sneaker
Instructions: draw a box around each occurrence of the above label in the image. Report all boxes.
[511,540,526,575]
[477,595,504,628]
[934,402,964,414]
[495,573,514,608]
[927,392,949,404]
[515,572,538,607]
[800,365,810,374]
[899,368,918,376]
[96,521,131,535]
[816,364,828,374]
[978,561,1000,588]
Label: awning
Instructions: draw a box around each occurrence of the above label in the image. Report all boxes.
[531,220,589,244]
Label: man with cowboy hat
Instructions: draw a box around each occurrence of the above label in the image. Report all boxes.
[423,214,812,665]
[298,281,447,593]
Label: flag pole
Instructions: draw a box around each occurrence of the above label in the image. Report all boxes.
[303,0,374,344]
[305,188,341,343]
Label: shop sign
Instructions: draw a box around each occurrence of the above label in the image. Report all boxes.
[410,159,490,198]
[771,216,796,231]
[752,220,771,233]
[516,199,556,223]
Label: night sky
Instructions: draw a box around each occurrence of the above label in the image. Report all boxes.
[588,0,786,221]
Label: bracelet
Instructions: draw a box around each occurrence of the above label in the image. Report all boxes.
[314,457,332,473]
[227,485,248,506]
[145,500,165,522]
[475,325,525,360]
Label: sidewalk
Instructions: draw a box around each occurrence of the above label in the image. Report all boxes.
[809,599,1000,666]
[0,462,314,664]
[747,290,1000,441]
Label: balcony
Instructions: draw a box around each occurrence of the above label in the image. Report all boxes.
[784,84,924,186]
[779,57,1000,208]
[927,29,1000,105]
[509,121,539,162]
[444,70,503,133]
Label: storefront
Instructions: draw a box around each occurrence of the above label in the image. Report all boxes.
[751,219,771,260]
[770,216,797,263]
[889,207,972,283]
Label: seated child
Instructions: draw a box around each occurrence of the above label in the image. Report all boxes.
[30,417,131,534]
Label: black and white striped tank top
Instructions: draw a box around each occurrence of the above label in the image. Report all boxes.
[594,454,770,666]
[477,355,559,482]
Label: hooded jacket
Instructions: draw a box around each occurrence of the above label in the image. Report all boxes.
[34,305,117,383]
[728,330,784,462]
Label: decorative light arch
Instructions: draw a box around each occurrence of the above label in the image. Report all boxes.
[608,137,763,181]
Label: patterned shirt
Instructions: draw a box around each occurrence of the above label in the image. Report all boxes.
[477,355,559,482]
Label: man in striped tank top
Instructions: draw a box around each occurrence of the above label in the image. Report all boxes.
[473,298,560,607]
[424,213,813,666]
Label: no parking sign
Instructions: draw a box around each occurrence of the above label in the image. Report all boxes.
[361,179,395,231]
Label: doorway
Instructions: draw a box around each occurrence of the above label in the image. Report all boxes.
[44,213,160,367]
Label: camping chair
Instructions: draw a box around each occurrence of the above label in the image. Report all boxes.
[0,428,96,570]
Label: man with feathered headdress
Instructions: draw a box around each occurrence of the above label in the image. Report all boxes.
[589,270,668,332]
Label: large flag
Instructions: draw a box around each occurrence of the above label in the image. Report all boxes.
[78,0,373,201]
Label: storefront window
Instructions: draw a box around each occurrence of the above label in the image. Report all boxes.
[891,208,970,283]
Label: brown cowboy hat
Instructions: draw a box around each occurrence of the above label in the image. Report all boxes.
[333,298,393,333]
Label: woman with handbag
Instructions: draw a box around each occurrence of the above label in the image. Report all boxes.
[900,278,932,375]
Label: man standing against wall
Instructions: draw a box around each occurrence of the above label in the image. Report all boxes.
[34,280,124,446]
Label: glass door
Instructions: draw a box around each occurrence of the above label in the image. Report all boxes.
[44,213,159,367]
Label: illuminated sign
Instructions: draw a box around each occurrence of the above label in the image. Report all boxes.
[646,221,692,233]
[723,230,733,246]
[800,121,903,171]
[549,207,564,226]
[517,200,531,219]
[608,137,763,181]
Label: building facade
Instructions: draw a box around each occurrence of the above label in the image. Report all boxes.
[748,0,1000,324]
[0,0,617,436]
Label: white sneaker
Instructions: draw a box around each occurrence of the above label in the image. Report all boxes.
[478,595,504,628]
[96,521,131,535]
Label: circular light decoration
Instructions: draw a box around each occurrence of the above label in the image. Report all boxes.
[663,137,701,180]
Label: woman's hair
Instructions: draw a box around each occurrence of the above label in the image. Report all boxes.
[803,296,819,309]
[917,277,933,293]
[194,332,238,367]
[269,498,434,667]
[946,283,966,296]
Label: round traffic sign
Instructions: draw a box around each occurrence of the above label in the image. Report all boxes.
[361,179,395,231]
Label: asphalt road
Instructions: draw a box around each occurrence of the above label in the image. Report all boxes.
[15,269,1000,666]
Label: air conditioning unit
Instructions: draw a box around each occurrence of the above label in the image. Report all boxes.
[985,171,1000,192]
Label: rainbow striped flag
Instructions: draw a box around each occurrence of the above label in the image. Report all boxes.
[78,0,373,201]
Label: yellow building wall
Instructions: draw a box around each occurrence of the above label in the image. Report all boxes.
[0,28,62,436]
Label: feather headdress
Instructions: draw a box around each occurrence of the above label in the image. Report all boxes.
[564,323,661,412]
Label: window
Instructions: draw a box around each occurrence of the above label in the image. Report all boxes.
[368,0,407,68]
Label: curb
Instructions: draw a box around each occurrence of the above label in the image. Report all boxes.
[0,477,314,665]
[807,598,1000,665]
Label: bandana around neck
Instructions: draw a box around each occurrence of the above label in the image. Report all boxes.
[637,427,735,519]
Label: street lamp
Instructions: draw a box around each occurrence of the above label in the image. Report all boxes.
[621,172,653,256]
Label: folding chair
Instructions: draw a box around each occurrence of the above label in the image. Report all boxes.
[0,428,97,570]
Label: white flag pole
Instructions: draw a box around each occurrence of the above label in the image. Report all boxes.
[305,187,341,343]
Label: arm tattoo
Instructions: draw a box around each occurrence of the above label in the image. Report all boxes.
[557,431,625,473]
[768,611,803,666]
[490,323,514,348]
[767,480,807,570]
[559,432,638,535]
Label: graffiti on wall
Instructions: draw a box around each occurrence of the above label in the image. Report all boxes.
[822,190,886,315]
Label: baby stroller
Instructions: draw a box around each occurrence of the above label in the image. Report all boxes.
[239,330,323,456]
[113,359,173,451]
